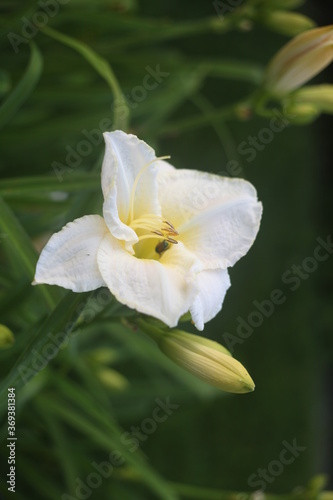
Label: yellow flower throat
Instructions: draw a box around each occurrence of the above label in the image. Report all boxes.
[127,156,179,255]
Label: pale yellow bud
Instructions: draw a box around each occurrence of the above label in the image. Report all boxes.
[157,330,255,394]
[263,11,316,37]
[291,84,333,113]
[0,324,14,349]
[264,25,333,95]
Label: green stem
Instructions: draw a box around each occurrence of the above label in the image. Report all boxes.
[134,317,167,343]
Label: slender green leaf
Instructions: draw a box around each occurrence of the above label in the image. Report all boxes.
[40,394,180,500]
[0,196,57,310]
[37,405,79,495]
[16,457,62,500]
[0,291,84,398]
[0,42,43,129]
[41,26,129,131]
[0,173,100,198]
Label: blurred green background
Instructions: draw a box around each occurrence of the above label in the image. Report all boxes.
[0,1,332,499]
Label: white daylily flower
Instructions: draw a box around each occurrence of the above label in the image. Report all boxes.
[33,131,262,330]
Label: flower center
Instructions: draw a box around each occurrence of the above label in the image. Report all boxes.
[127,155,179,257]
[129,213,179,245]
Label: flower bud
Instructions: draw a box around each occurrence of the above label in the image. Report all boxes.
[157,330,255,394]
[291,85,333,113]
[264,25,333,95]
[284,103,319,124]
[264,0,304,8]
[0,324,14,349]
[263,11,315,37]
[97,368,129,390]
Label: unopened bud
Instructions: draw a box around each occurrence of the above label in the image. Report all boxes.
[264,25,333,95]
[97,368,129,390]
[265,0,304,8]
[0,325,14,349]
[283,103,319,124]
[157,330,255,394]
[263,11,315,37]
[291,85,333,113]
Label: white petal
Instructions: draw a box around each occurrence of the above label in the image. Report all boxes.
[190,269,231,331]
[158,169,262,269]
[101,131,162,243]
[33,215,109,292]
[97,234,198,327]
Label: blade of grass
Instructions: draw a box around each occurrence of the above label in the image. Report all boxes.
[40,26,129,131]
[0,196,57,310]
[37,404,79,496]
[0,173,100,198]
[39,394,179,500]
[0,291,84,399]
[16,457,63,500]
[0,41,43,130]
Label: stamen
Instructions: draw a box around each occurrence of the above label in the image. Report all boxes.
[128,155,171,224]
[164,220,177,231]
[161,226,179,236]
[135,232,179,245]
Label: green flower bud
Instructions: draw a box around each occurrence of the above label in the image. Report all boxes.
[284,102,320,124]
[263,11,316,37]
[97,368,129,390]
[291,85,333,113]
[263,0,305,10]
[157,330,254,394]
[0,324,14,349]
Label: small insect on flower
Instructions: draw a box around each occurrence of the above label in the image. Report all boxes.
[155,240,170,256]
